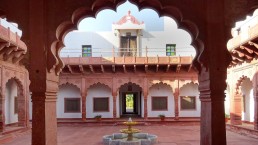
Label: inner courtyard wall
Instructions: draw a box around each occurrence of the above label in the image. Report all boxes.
[51,72,199,119]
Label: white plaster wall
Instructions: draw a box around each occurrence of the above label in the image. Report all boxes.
[241,79,254,122]
[148,84,174,117]
[57,85,81,118]
[61,17,195,57]
[179,83,200,117]
[224,85,230,115]
[5,79,18,124]
[86,84,113,118]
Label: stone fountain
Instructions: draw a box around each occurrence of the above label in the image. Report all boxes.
[120,117,140,141]
[103,118,157,145]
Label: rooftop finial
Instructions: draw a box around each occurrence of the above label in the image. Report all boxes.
[128,10,131,15]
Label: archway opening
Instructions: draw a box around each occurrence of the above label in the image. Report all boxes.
[87,83,112,119]
[60,1,196,58]
[3,78,25,131]
[57,83,81,119]
[119,82,142,118]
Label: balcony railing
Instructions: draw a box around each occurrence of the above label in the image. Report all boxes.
[0,18,22,36]
[60,47,195,58]
[227,14,258,50]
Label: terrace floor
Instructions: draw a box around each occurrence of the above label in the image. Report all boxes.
[1,122,258,145]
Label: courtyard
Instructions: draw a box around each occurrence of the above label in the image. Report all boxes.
[1,123,258,145]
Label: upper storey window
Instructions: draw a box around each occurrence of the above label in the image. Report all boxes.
[82,45,92,57]
[166,44,176,56]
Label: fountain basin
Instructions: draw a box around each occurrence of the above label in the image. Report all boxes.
[103,133,157,145]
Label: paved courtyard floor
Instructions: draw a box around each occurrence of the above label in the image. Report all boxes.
[2,124,258,145]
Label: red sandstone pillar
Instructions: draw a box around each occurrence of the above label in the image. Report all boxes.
[18,90,26,127]
[31,91,57,145]
[173,89,179,120]
[254,96,258,130]
[199,86,227,145]
[0,96,5,132]
[113,93,117,119]
[231,94,242,125]
[81,94,86,121]
[143,94,148,120]
[197,1,229,144]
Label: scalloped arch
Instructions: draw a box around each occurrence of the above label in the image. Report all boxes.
[149,82,173,90]
[5,77,24,89]
[235,75,251,94]
[5,77,24,91]
[180,81,199,90]
[149,81,173,90]
[59,82,81,91]
[118,82,143,92]
[87,82,112,91]
[51,0,204,74]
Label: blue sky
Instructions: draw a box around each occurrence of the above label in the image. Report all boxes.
[78,1,164,31]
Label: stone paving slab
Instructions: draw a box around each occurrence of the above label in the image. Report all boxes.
[1,125,258,145]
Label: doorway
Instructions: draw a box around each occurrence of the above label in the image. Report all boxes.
[122,93,139,114]
[120,35,137,56]
[119,83,142,118]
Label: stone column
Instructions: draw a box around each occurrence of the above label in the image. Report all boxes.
[28,0,60,144]
[0,95,5,132]
[81,93,86,121]
[113,92,117,119]
[18,88,26,127]
[230,93,242,125]
[173,89,179,120]
[197,1,230,144]
[31,90,58,145]
[143,93,148,120]
[199,75,227,145]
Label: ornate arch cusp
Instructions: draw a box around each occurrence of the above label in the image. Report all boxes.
[59,79,82,91]
[59,82,81,91]
[179,80,199,90]
[148,80,174,91]
[85,78,112,92]
[235,75,251,95]
[114,78,144,92]
[50,0,203,74]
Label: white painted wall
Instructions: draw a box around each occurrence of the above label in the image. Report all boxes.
[148,83,174,117]
[61,17,195,57]
[241,79,254,122]
[179,83,200,117]
[57,85,81,118]
[5,79,18,124]
[224,84,230,115]
[86,84,113,118]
